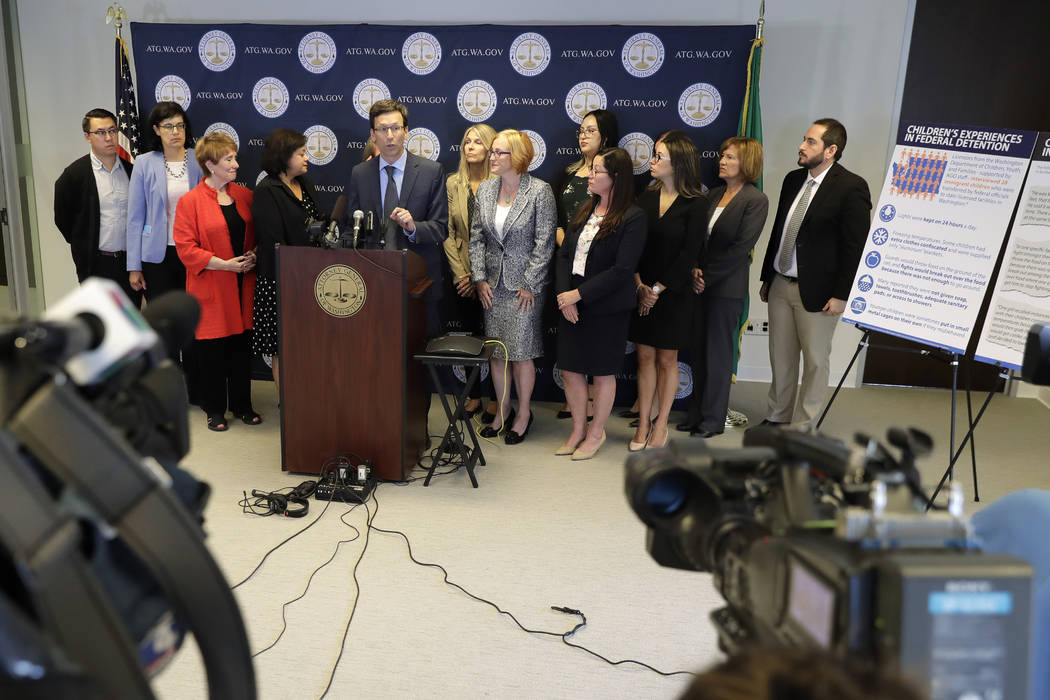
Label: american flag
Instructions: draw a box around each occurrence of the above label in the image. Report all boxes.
[115,34,140,163]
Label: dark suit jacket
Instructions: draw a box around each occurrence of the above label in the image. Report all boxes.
[251,174,319,279]
[54,154,133,281]
[704,183,769,299]
[556,205,647,316]
[759,162,871,311]
[347,151,448,299]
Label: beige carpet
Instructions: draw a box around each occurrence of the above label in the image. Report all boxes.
[152,379,1050,699]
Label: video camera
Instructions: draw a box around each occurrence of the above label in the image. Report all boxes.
[0,279,254,699]
[626,427,1033,700]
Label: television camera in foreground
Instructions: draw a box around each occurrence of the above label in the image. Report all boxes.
[626,425,1033,700]
[0,279,254,699]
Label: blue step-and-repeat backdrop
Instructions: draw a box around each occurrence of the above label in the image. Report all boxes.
[131,22,754,405]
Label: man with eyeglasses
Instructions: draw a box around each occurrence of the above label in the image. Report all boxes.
[346,99,448,335]
[54,107,142,304]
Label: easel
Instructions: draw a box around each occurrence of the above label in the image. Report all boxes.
[816,324,1010,505]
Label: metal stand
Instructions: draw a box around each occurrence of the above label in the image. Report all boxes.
[927,366,1010,506]
[818,325,995,503]
[414,345,494,488]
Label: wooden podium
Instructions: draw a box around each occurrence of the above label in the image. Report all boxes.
[277,246,430,480]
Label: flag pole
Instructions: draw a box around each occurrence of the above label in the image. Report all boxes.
[108,3,140,163]
[726,1,767,431]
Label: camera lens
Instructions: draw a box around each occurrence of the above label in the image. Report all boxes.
[646,472,691,516]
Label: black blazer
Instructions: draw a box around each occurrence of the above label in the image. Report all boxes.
[636,189,707,294]
[346,151,448,296]
[759,162,872,311]
[556,205,647,316]
[703,183,769,299]
[251,174,319,279]
[54,154,132,282]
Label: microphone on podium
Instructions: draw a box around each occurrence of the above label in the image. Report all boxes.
[352,209,364,248]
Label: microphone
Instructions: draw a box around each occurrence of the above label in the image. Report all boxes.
[352,209,364,248]
[141,291,201,361]
[41,277,160,385]
[326,195,346,247]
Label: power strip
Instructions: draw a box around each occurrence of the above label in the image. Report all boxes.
[315,478,374,502]
[315,462,375,502]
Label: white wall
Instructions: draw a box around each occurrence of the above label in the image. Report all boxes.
[17,0,912,386]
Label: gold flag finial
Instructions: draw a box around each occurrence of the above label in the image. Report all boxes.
[105,4,127,35]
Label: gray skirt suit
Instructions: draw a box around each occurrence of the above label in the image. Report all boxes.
[468,173,557,361]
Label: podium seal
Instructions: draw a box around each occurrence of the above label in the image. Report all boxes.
[315,265,366,317]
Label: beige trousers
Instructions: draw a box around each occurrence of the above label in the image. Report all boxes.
[766,274,841,426]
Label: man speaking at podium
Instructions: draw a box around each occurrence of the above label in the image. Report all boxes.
[347,99,448,336]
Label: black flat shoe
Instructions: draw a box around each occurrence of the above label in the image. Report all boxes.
[556,409,572,419]
[504,412,534,445]
[480,409,514,438]
[206,414,228,432]
[676,421,700,432]
[618,409,640,419]
[234,411,263,425]
[629,418,640,428]
[480,409,497,424]
[690,429,723,438]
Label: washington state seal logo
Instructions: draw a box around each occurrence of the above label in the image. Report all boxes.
[407,128,441,161]
[199,30,235,72]
[565,82,607,124]
[510,32,551,77]
[155,75,191,110]
[457,80,498,123]
[678,83,722,127]
[402,32,442,75]
[315,265,367,318]
[299,31,337,74]
[353,79,392,120]
[252,77,290,119]
[204,122,239,149]
[304,125,338,165]
[622,33,664,78]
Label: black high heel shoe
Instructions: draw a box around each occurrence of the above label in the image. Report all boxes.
[480,409,514,438]
[504,411,534,445]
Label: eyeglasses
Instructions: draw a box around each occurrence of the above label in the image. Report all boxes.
[373,124,404,135]
[87,128,119,138]
[577,127,599,136]
[489,149,511,158]
[651,153,668,162]
[158,122,186,132]
[591,168,610,176]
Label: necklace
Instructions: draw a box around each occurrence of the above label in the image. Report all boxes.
[165,152,187,179]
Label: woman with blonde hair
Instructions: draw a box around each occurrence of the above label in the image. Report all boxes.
[469,129,557,444]
[444,123,498,418]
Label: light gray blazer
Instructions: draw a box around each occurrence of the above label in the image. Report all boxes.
[468,172,556,294]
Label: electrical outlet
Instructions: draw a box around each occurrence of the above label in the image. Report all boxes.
[745,319,770,335]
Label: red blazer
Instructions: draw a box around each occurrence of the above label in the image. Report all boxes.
[174,181,256,340]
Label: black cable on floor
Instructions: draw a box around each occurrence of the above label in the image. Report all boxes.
[231,496,336,590]
[318,489,376,699]
[250,499,364,658]
[367,485,695,678]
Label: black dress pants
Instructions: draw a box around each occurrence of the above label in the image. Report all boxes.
[191,332,253,417]
[89,250,142,307]
[686,296,744,433]
[141,245,187,303]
